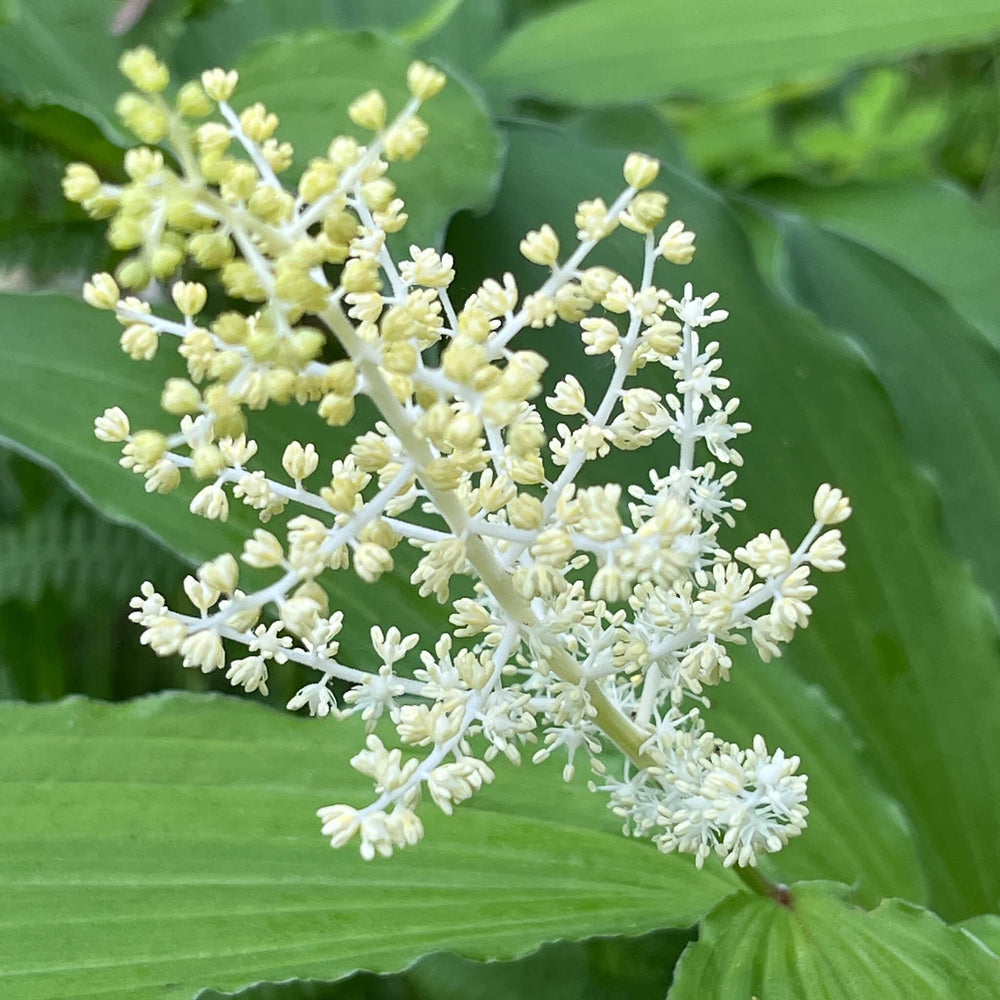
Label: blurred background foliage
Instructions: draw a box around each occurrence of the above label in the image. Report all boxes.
[1,0,999,997]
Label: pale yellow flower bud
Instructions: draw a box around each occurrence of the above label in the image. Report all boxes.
[579,266,617,302]
[94,407,130,443]
[808,530,847,572]
[62,163,101,203]
[658,220,696,265]
[341,257,382,294]
[406,60,446,100]
[189,231,234,269]
[117,258,151,290]
[198,553,239,595]
[580,316,620,354]
[190,483,229,521]
[507,493,544,530]
[221,161,259,202]
[192,444,226,479]
[196,122,231,155]
[119,46,169,93]
[354,542,394,582]
[348,89,387,131]
[150,244,184,279]
[383,116,428,161]
[318,392,356,426]
[327,135,362,169]
[123,147,165,181]
[282,441,319,482]
[176,81,212,117]
[243,529,285,569]
[201,68,239,102]
[145,459,181,494]
[128,430,167,467]
[423,457,463,490]
[519,224,560,267]
[813,484,852,525]
[83,273,120,310]
[444,412,482,450]
[620,191,668,234]
[239,102,279,142]
[575,198,617,241]
[261,138,294,172]
[172,281,208,316]
[161,378,201,415]
[546,375,586,416]
[115,93,169,143]
[248,186,294,224]
[623,152,660,189]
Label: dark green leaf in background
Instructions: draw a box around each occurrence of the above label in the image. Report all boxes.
[776,219,1000,617]
[484,0,1000,105]
[756,179,1000,346]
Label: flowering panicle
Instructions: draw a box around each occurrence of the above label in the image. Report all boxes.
[71,48,851,870]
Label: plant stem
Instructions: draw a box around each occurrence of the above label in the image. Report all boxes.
[734,864,783,900]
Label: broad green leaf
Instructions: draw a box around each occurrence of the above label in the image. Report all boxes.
[168,0,444,76]
[703,659,925,906]
[961,914,1000,957]
[0,107,117,283]
[0,0,128,134]
[483,0,1000,105]
[234,30,500,247]
[0,694,735,999]
[0,292,446,668]
[402,931,692,1000]
[776,219,1000,616]
[203,930,693,1000]
[666,883,1000,998]
[445,119,1000,919]
[0,0,191,141]
[413,0,507,76]
[0,292,290,564]
[755,178,1000,347]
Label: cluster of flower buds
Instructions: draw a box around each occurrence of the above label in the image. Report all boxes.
[73,47,851,869]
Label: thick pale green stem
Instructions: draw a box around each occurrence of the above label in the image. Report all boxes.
[735,864,783,900]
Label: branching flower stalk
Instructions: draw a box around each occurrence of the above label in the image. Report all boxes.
[67,47,852,877]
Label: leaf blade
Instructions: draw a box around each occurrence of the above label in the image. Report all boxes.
[0,694,735,999]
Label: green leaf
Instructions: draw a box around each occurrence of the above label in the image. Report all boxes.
[775,218,1000,620]
[960,914,1000,957]
[754,178,1000,347]
[211,930,692,1000]
[234,30,500,247]
[0,0,127,135]
[445,119,1000,919]
[413,0,507,77]
[703,660,925,906]
[483,0,1000,105]
[0,291,446,669]
[402,931,692,1000]
[168,0,444,77]
[0,694,735,999]
[0,0,191,141]
[0,292,267,563]
[666,883,1000,998]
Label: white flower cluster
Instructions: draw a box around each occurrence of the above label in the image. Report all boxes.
[75,48,851,870]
